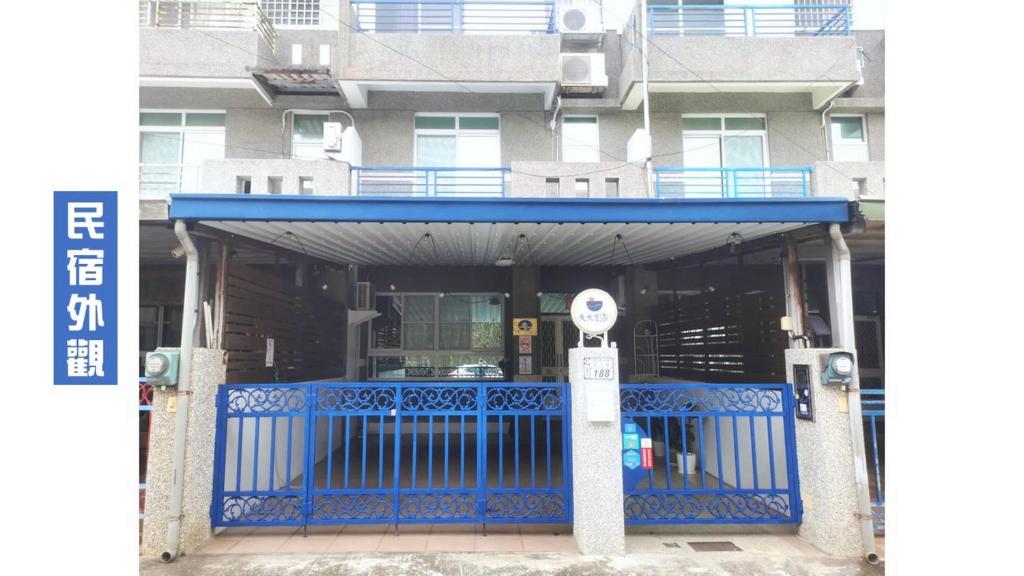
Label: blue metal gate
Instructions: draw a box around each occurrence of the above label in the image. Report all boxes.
[211,381,572,527]
[619,383,801,524]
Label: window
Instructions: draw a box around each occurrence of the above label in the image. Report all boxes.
[414,114,500,167]
[561,116,600,162]
[680,114,768,197]
[139,304,183,374]
[262,1,321,27]
[830,115,868,161]
[139,111,225,196]
[414,114,501,196]
[291,113,328,159]
[370,293,505,379]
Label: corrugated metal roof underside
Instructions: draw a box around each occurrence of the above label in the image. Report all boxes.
[200,220,805,266]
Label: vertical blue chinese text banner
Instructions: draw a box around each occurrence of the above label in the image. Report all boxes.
[54,191,117,385]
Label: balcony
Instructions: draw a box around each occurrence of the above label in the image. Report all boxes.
[619,3,861,110]
[654,167,812,199]
[338,1,560,107]
[353,166,509,197]
[648,4,850,38]
[352,0,556,34]
[139,1,278,81]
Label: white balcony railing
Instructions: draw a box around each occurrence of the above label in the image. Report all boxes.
[138,1,278,49]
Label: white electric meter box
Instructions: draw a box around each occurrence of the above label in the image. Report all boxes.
[569,347,619,422]
[323,122,344,153]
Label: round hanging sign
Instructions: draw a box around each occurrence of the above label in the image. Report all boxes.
[570,288,618,336]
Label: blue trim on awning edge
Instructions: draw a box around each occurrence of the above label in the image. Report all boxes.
[169,194,850,224]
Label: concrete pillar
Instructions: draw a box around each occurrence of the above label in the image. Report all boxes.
[141,348,227,557]
[785,348,864,557]
[569,346,626,555]
[512,266,540,382]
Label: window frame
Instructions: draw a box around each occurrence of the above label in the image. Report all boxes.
[829,113,869,162]
[139,109,226,195]
[680,113,771,168]
[290,111,330,160]
[260,0,331,30]
[561,115,601,163]
[368,291,506,379]
[412,113,502,168]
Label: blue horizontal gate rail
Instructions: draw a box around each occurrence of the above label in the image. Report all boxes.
[620,383,802,524]
[352,0,557,34]
[861,388,884,534]
[212,381,572,527]
[648,4,851,37]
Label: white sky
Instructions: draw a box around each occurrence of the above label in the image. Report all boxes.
[599,0,885,31]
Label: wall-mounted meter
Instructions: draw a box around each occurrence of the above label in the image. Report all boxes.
[820,351,854,386]
[793,364,813,421]
[145,348,180,387]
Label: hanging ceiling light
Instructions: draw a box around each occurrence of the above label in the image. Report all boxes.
[495,234,526,267]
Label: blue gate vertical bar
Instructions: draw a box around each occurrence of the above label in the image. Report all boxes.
[483,382,572,523]
[212,381,573,527]
[308,383,398,525]
[397,382,482,523]
[211,383,310,526]
[620,383,801,524]
[861,389,885,533]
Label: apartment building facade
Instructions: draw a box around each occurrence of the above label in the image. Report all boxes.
[138,0,884,561]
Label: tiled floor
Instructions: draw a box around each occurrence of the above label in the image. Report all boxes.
[196,523,574,555]
[195,523,883,560]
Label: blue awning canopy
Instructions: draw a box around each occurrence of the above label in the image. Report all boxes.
[168,194,850,266]
[170,194,850,224]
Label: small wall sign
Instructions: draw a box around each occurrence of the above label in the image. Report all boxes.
[513,317,538,336]
[518,354,533,375]
[518,335,532,354]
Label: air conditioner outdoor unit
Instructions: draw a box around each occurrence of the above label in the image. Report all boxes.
[560,53,608,93]
[558,4,602,34]
[354,281,376,311]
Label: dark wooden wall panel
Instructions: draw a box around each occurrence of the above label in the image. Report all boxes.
[655,274,788,383]
[224,262,345,383]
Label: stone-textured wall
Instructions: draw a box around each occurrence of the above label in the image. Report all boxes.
[510,162,646,198]
[200,159,351,195]
[785,348,864,557]
[141,348,227,557]
[343,34,560,82]
[569,347,626,555]
[140,29,268,78]
[813,160,885,199]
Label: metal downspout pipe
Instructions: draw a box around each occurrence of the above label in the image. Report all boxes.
[161,220,199,563]
[828,223,880,566]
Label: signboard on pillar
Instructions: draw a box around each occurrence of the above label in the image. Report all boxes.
[568,289,619,422]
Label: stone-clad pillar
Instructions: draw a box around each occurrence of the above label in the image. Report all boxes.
[786,348,864,557]
[569,346,626,555]
[141,348,226,557]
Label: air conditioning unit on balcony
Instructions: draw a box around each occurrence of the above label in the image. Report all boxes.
[560,53,608,94]
[354,282,376,311]
[558,3,602,35]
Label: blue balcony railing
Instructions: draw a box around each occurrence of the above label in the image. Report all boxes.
[352,0,556,34]
[354,166,510,197]
[654,167,812,198]
[648,4,851,37]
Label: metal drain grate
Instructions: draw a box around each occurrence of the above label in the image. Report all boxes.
[663,542,681,548]
[688,541,743,552]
